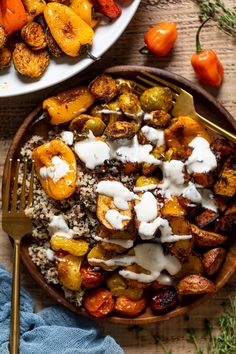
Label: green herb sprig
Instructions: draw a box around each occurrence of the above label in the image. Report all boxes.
[186,329,204,354]
[198,0,236,38]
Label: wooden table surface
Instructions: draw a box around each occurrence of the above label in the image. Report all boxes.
[0,0,236,352]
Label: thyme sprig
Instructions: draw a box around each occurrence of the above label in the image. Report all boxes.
[197,0,236,37]
[186,329,204,354]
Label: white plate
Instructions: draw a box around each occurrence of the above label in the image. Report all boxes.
[0,0,140,98]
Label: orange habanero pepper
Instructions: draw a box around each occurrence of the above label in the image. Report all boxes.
[191,19,223,87]
[1,0,27,35]
[141,22,178,57]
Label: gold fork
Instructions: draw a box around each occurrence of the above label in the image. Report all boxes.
[135,71,236,144]
[2,159,34,354]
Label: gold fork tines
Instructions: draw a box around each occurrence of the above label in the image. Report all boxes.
[2,159,34,354]
[135,72,236,144]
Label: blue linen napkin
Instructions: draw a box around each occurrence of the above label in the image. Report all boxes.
[0,265,124,354]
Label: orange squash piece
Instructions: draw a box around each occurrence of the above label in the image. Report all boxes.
[43,86,95,125]
[32,139,77,200]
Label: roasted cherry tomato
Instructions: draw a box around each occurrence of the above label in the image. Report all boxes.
[83,288,114,317]
[81,266,105,288]
[114,296,147,317]
[55,250,69,266]
[150,286,178,314]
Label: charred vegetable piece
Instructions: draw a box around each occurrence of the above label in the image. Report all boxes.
[44,3,94,57]
[145,109,171,128]
[12,42,49,78]
[69,114,106,136]
[150,286,178,314]
[175,253,203,279]
[105,121,136,140]
[91,0,121,20]
[192,172,214,187]
[50,235,89,256]
[80,265,105,288]
[83,288,114,317]
[119,92,143,117]
[45,27,62,58]
[191,224,227,247]
[177,275,216,295]
[22,0,46,20]
[114,295,147,317]
[0,47,11,69]
[32,140,76,200]
[140,86,173,113]
[121,264,151,289]
[214,157,236,197]
[178,196,201,219]
[195,209,219,228]
[212,138,235,157]
[161,196,186,217]
[57,254,82,290]
[89,74,117,103]
[115,78,136,94]
[215,202,236,233]
[0,26,6,48]
[87,245,118,271]
[43,87,95,125]
[107,273,144,300]
[123,162,140,174]
[202,248,226,276]
[21,22,47,50]
[166,216,193,260]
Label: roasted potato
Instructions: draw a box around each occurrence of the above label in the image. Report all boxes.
[0,47,12,70]
[121,264,151,289]
[140,86,173,113]
[21,22,47,50]
[191,224,227,247]
[50,235,89,256]
[135,175,160,188]
[166,216,193,260]
[96,193,132,231]
[195,209,219,228]
[45,27,62,58]
[115,78,136,94]
[114,295,147,317]
[57,254,82,290]
[13,43,49,78]
[215,202,236,233]
[161,196,186,217]
[192,172,214,187]
[0,26,6,49]
[150,286,178,314]
[119,92,143,117]
[177,275,216,295]
[89,74,117,103]
[175,254,203,279]
[144,109,171,128]
[202,248,226,276]
[214,157,236,197]
[107,273,143,300]
[105,121,136,140]
[123,162,140,174]
[178,196,201,219]
[87,245,118,271]
[212,138,235,157]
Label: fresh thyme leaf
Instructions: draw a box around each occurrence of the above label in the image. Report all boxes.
[186,328,204,354]
[198,0,236,37]
[204,319,216,354]
[153,335,172,354]
[216,297,236,354]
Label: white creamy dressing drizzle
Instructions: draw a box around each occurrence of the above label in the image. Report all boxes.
[134,192,158,222]
[198,188,217,212]
[105,210,131,230]
[124,110,144,120]
[133,184,158,192]
[61,131,74,146]
[40,156,71,183]
[157,160,185,199]
[98,109,122,115]
[46,249,56,261]
[48,215,74,239]
[114,135,162,165]
[186,137,217,173]
[96,180,137,210]
[89,243,181,283]
[141,126,165,146]
[74,131,110,169]
[143,112,153,121]
[93,235,134,249]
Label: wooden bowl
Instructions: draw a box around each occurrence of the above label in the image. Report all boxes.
[3,66,236,324]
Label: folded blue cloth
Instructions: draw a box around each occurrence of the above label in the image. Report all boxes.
[0,265,123,354]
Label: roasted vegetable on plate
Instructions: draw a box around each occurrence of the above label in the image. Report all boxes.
[16,72,235,319]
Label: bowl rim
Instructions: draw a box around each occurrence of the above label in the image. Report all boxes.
[3,65,236,324]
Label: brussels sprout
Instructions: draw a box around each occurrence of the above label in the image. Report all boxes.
[119,92,143,118]
[140,86,173,113]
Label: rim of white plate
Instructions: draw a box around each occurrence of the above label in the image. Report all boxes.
[0,0,141,98]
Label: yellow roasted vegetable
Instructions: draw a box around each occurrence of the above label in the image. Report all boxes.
[50,235,89,256]
[22,0,46,21]
[107,273,144,300]
[69,114,106,136]
[87,245,118,271]
[57,254,83,290]
[44,3,94,57]
[32,140,76,200]
[70,0,99,27]
[43,87,95,125]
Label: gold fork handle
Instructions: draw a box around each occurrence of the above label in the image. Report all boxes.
[196,112,236,144]
[10,240,21,354]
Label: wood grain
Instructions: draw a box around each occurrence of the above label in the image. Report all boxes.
[1,0,236,352]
